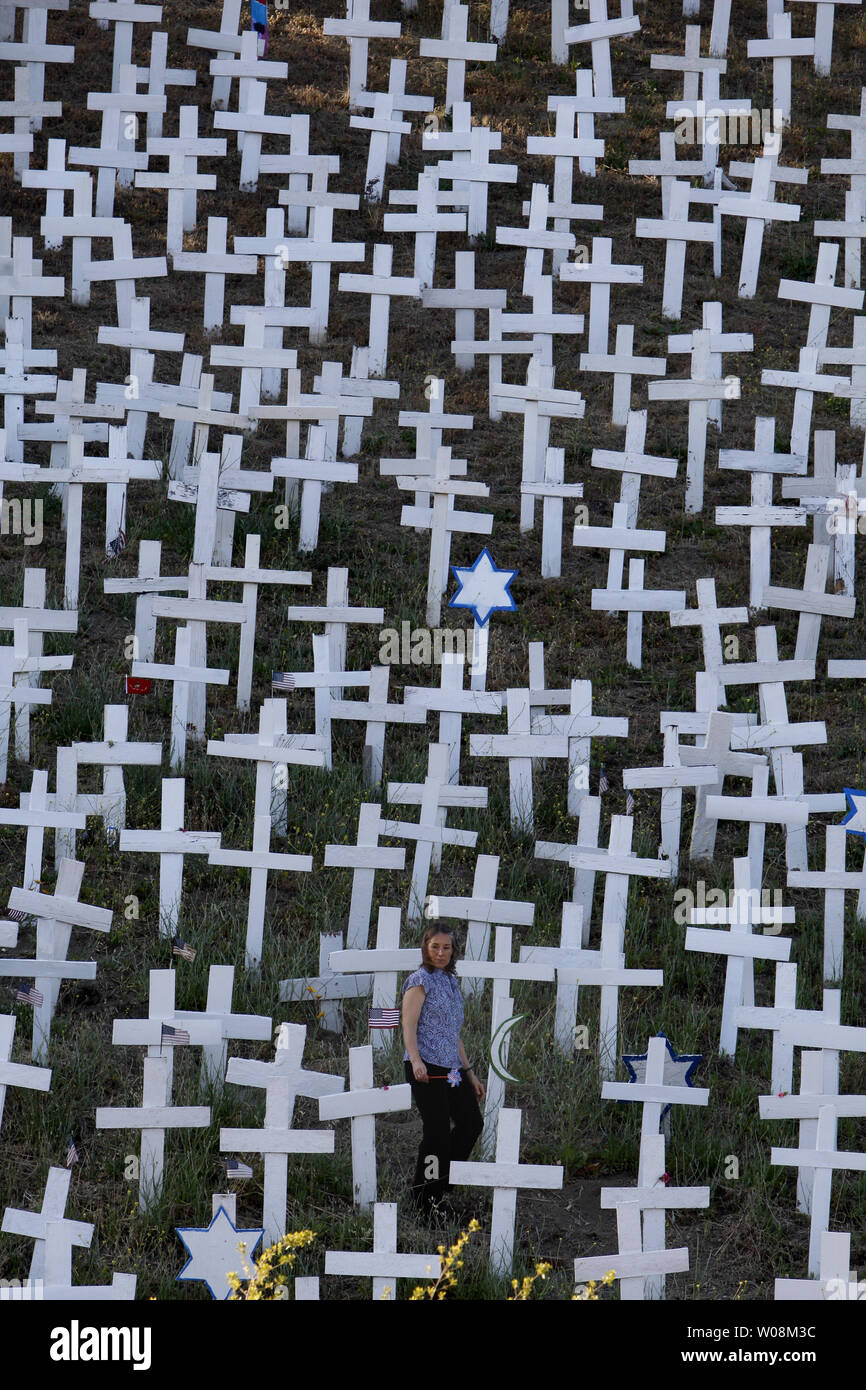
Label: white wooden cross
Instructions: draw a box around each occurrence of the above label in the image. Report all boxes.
[8,859,112,1062]
[788,823,866,983]
[319,1045,411,1208]
[747,13,815,125]
[324,803,406,952]
[73,60,154,212]
[649,329,740,513]
[119,778,221,940]
[0,315,57,461]
[521,447,584,578]
[667,302,752,432]
[759,1043,851,1218]
[590,412,677,528]
[287,566,384,702]
[629,130,713,220]
[384,168,467,289]
[535,77,617,201]
[96,1053,210,1210]
[419,3,496,111]
[211,39,291,191]
[551,814,672,956]
[580,328,667,429]
[636,179,716,319]
[592,559,686,670]
[623,727,719,877]
[598,1133,708,1300]
[329,906,418,1053]
[780,431,861,596]
[176,963,272,1094]
[560,235,643,353]
[0,237,64,347]
[496,182,578,294]
[150,556,248,734]
[397,446,492,625]
[1,1166,90,1288]
[493,359,585,531]
[3,767,85,899]
[338,244,420,376]
[323,0,402,109]
[685,856,793,1058]
[330,664,427,788]
[137,29,196,139]
[450,1107,563,1277]
[324,1202,441,1298]
[401,653,504,785]
[562,0,640,100]
[208,812,314,971]
[223,1021,343,1246]
[573,500,667,608]
[819,93,866,286]
[186,0,243,110]
[718,150,801,299]
[81,219,167,329]
[762,543,853,664]
[531,678,629,817]
[787,0,860,74]
[735,961,836,1100]
[330,346,400,457]
[349,92,410,205]
[272,425,358,555]
[173,215,257,334]
[428,852,535,999]
[778,241,863,356]
[130,625,225,769]
[436,125,518,241]
[535,795,603,937]
[470,687,569,832]
[573,1199,689,1300]
[384,742,485,921]
[422,251,507,373]
[524,913,664,1074]
[0,1013,51,1132]
[280,931,370,1034]
[772,1105,866,1276]
[675,710,765,862]
[136,108,224,251]
[393,379,473,513]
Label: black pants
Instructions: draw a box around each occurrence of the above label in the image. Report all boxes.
[405,1061,484,1212]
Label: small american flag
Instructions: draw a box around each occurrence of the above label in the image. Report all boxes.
[599,765,609,794]
[272,672,296,692]
[172,937,197,962]
[6,908,27,923]
[226,1159,253,1180]
[14,980,43,1006]
[626,789,635,816]
[368,1008,400,1029]
[106,528,127,560]
[161,1022,191,1045]
[66,1135,79,1167]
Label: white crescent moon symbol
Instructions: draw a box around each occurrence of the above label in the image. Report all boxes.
[489,1014,526,1084]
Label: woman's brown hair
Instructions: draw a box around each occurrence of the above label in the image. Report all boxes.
[419,923,458,974]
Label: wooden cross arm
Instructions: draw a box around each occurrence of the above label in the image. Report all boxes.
[381,819,477,849]
[400,504,492,534]
[387,785,487,810]
[560,262,643,284]
[287,605,385,623]
[149,598,247,624]
[1,807,86,829]
[760,585,855,618]
[0,960,96,980]
[600,1082,710,1107]
[325,1252,441,1279]
[787,868,865,891]
[329,948,420,972]
[718,659,815,685]
[174,1012,272,1042]
[279,976,370,1003]
[220,1128,334,1156]
[83,255,167,279]
[469,734,570,759]
[574,1249,689,1280]
[383,212,467,234]
[350,114,412,136]
[495,227,575,251]
[622,767,718,791]
[456,961,555,983]
[319,1083,412,1121]
[559,966,664,987]
[134,173,218,195]
[599,1184,710,1209]
[87,92,168,114]
[426,894,534,926]
[325,17,402,36]
[591,588,686,613]
[650,380,738,403]
[635,218,716,243]
[771,1146,866,1173]
[95,1106,211,1130]
[324,845,405,869]
[563,14,640,42]
[0,687,51,707]
[330,701,427,724]
[0,1061,51,1091]
[566,848,672,879]
[272,460,359,485]
[449,1160,564,1189]
[111,1019,222,1046]
[207,848,314,872]
[72,742,162,765]
[119,831,221,854]
[131,661,231,685]
[717,197,800,223]
[759,1094,866,1120]
[418,37,497,59]
[572,524,666,552]
[401,688,504,715]
[705,795,809,825]
[8,887,112,932]
[526,135,605,158]
[580,352,667,376]
[779,278,863,312]
[684,927,791,961]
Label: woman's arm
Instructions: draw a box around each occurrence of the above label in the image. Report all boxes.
[458,1036,485,1102]
[402,985,428,1082]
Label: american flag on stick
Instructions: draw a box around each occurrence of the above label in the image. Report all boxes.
[626,789,635,817]
[66,1135,79,1167]
[226,1159,253,1180]
[14,980,43,1006]
[368,1008,400,1029]
[161,1022,191,1045]
[271,672,296,692]
[599,765,609,794]
[6,908,27,922]
[172,937,197,962]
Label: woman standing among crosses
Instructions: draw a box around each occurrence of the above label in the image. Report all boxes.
[402,924,485,1222]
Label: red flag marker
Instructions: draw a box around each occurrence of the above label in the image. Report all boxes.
[126,676,152,694]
